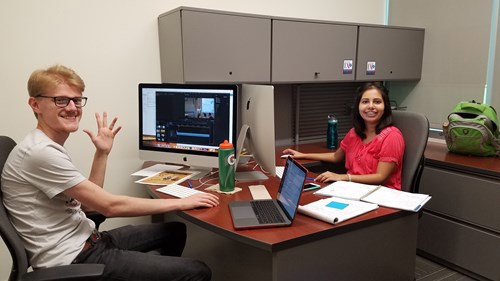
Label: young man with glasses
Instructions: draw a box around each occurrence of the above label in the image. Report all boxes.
[1,64,218,280]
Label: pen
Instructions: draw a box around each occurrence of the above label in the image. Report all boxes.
[303,185,321,192]
[306,177,315,181]
[187,180,193,189]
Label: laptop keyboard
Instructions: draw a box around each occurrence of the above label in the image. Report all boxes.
[250,200,285,224]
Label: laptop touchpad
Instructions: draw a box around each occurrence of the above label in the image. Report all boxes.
[232,205,255,219]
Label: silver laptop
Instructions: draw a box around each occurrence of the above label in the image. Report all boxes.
[229,157,307,229]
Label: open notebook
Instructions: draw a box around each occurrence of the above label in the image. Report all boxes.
[314,181,431,212]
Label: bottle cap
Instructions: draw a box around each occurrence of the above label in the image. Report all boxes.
[219,140,233,148]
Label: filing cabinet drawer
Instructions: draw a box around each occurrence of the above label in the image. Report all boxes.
[420,166,500,231]
[418,212,500,281]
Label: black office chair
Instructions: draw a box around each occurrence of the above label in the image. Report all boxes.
[0,135,105,281]
[391,111,430,193]
[85,211,107,230]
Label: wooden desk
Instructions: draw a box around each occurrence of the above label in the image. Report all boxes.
[145,156,418,281]
[424,141,499,178]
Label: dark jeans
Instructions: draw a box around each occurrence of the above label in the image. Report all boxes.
[73,222,211,281]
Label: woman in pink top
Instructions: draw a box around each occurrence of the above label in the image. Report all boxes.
[283,82,405,190]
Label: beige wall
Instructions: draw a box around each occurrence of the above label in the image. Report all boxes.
[388,0,498,127]
[0,0,386,279]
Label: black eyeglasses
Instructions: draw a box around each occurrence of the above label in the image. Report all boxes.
[36,95,88,108]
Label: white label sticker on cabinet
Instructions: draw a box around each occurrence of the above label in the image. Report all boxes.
[366,61,376,75]
[343,59,353,74]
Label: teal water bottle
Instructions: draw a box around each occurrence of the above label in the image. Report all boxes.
[218,140,235,192]
[326,114,338,149]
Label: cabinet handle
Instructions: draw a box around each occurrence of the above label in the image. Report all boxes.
[229,71,233,75]
[314,72,320,77]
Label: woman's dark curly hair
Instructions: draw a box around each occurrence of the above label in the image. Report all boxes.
[352,82,393,139]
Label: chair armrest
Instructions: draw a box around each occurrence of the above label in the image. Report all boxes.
[85,211,107,230]
[22,264,105,281]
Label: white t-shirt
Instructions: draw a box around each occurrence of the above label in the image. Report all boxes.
[1,129,94,268]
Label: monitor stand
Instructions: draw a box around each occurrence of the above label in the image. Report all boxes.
[234,154,269,181]
[235,170,269,181]
[179,166,215,180]
[234,125,269,181]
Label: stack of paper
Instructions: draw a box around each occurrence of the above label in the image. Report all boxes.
[299,181,431,225]
[313,181,431,212]
[314,181,380,200]
[132,164,198,186]
[361,186,432,212]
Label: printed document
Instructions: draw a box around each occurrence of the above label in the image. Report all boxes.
[361,186,431,212]
[313,181,431,212]
[314,181,380,200]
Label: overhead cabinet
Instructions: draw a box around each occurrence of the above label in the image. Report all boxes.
[158,8,272,83]
[356,26,425,81]
[158,7,425,83]
[272,20,358,83]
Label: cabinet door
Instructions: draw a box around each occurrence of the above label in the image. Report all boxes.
[272,20,358,83]
[356,26,424,81]
[420,166,500,231]
[181,10,271,83]
[418,212,500,281]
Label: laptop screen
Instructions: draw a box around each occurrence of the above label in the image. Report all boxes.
[277,158,307,219]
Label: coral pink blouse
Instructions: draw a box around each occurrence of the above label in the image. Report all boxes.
[340,126,405,190]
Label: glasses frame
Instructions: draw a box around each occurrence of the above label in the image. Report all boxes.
[35,95,88,108]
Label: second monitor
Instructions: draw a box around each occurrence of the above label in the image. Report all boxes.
[236,84,276,180]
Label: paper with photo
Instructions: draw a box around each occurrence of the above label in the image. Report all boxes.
[135,170,198,186]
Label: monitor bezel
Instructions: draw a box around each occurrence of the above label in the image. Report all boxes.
[138,83,238,169]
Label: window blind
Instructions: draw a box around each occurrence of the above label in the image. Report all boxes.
[294,83,364,144]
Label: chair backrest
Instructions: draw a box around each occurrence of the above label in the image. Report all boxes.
[0,135,30,281]
[391,111,429,193]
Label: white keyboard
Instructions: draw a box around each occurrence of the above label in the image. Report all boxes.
[156,184,204,198]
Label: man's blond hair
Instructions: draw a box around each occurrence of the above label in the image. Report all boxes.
[28,64,85,98]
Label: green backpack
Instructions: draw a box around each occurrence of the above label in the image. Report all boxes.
[443,101,500,156]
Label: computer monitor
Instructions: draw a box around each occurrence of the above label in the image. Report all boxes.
[235,84,276,180]
[139,83,238,177]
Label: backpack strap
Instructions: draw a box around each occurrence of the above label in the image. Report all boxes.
[459,102,488,112]
[493,138,500,156]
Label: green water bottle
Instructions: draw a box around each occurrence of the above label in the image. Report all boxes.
[218,140,235,192]
[327,114,338,149]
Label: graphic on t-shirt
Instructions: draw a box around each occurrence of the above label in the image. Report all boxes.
[65,198,81,214]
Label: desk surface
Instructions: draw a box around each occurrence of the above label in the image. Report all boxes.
[424,141,499,178]
[278,141,499,177]
[146,155,412,252]
[147,140,499,248]
[144,145,418,280]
